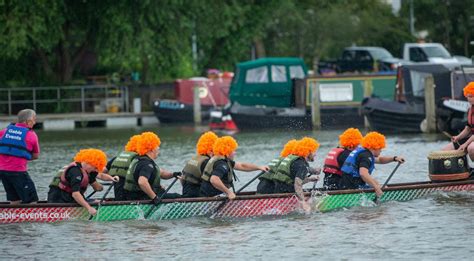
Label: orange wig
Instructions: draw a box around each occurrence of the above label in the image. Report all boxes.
[339,128,363,148]
[125,135,141,153]
[74,148,107,172]
[213,136,238,157]
[463,82,474,97]
[280,139,298,157]
[361,132,386,150]
[136,132,161,156]
[293,137,320,158]
[196,131,218,155]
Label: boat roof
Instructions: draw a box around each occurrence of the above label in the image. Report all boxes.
[237,57,306,69]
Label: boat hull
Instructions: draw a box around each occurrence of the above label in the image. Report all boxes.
[1,179,473,223]
[152,100,213,123]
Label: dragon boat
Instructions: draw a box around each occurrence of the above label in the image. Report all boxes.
[1,179,473,224]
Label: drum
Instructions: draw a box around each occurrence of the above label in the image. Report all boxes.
[427,150,470,182]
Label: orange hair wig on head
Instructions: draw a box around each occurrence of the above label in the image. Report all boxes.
[136,132,161,156]
[463,82,474,97]
[74,148,107,171]
[196,131,218,155]
[339,128,363,148]
[280,139,297,157]
[213,136,238,157]
[125,135,141,153]
[293,137,320,158]
[361,132,386,150]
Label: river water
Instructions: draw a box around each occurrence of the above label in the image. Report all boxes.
[1,126,473,260]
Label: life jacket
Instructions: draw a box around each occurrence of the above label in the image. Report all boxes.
[201,156,234,187]
[124,156,161,193]
[341,146,375,178]
[50,162,89,194]
[259,157,284,181]
[270,155,305,185]
[182,154,210,185]
[323,147,345,176]
[0,124,33,160]
[108,151,138,178]
[468,106,474,134]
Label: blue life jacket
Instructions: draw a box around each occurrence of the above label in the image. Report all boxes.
[0,124,32,160]
[341,146,374,178]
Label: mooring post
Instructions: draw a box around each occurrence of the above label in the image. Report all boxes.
[311,80,321,129]
[193,85,202,124]
[423,75,436,133]
[363,79,373,128]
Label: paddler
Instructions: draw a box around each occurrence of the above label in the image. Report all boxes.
[180,131,218,198]
[272,137,321,212]
[123,132,182,204]
[199,136,269,199]
[339,132,405,197]
[47,148,118,216]
[443,82,474,164]
[322,128,363,190]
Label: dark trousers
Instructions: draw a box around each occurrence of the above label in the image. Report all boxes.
[256,179,276,194]
[1,170,38,203]
[323,173,342,190]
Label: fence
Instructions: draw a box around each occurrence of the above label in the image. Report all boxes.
[0,85,129,116]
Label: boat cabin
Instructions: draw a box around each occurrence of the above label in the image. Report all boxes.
[229,57,308,108]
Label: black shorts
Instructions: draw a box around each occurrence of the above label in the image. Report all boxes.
[0,170,39,203]
[323,173,341,190]
[453,137,470,150]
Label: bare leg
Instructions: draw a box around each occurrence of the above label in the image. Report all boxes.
[442,142,455,151]
[467,142,474,161]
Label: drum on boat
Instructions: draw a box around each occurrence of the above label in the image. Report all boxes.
[428,150,471,182]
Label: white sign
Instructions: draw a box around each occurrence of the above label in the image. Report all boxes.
[319,83,353,102]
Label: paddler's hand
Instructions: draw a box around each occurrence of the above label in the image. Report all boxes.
[375,187,383,198]
[393,156,405,163]
[112,176,120,182]
[259,166,269,172]
[307,175,319,182]
[227,191,236,200]
[152,195,162,206]
[452,135,460,143]
[309,166,321,175]
[88,207,97,216]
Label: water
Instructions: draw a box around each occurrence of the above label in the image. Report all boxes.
[1,126,473,259]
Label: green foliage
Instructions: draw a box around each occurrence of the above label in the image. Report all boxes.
[0,0,470,87]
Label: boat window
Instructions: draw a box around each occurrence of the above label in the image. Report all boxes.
[410,71,431,97]
[245,66,269,83]
[271,65,287,82]
[290,66,305,79]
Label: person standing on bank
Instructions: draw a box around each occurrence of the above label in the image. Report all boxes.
[256,139,298,194]
[200,136,269,199]
[339,132,405,197]
[181,131,218,198]
[443,82,474,162]
[322,128,363,190]
[48,149,115,216]
[0,109,40,204]
[272,137,320,212]
[104,134,141,201]
[123,132,181,203]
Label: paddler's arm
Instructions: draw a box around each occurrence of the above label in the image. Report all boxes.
[454,126,471,142]
[234,162,269,172]
[138,176,157,200]
[96,172,119,182]
[294,177,305,200]
[72,191,97,215]
[159,168,174,180]
[375,156,405,164]
[359,167,382,197]
[210,175,235,199]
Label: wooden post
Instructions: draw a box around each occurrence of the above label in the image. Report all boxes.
[311,81,321,129]
[363,79,373,128]
[193,85,202,124]
[423,75,436,133]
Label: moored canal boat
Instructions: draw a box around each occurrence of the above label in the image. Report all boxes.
[1,179,473,224]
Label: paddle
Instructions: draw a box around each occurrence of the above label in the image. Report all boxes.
[236,170,265,194]
[89,181,116,220]
[144,177,179,219]
[85,182,113,200]
[373,162,402,204]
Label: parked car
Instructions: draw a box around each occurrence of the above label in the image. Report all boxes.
[403,43,472,65]
[318,46,403,74]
